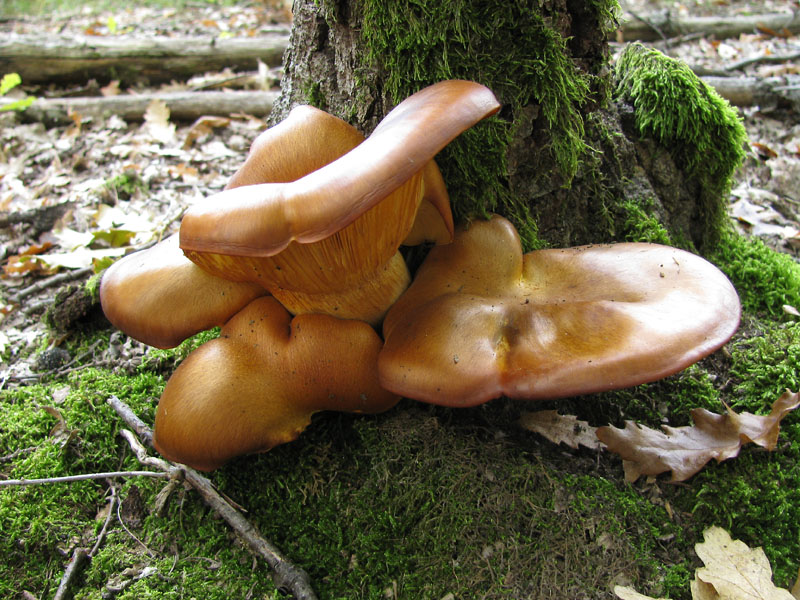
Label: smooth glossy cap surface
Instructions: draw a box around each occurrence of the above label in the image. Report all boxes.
[379,216,741,407]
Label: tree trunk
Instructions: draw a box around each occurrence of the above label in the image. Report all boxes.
[273,0,745,252]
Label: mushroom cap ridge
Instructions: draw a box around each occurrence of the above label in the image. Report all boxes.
[179,80,500,258]
[379,216,741,407]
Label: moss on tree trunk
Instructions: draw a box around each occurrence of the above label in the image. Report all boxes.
[276,1,745,252]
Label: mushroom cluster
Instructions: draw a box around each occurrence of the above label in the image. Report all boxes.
[100,80,741,471]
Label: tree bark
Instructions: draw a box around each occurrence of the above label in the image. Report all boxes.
[0,31,289,85]
[274,0,739,251]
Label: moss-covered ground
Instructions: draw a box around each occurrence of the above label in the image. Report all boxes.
[3,3,800,599]
[2,239,799,599]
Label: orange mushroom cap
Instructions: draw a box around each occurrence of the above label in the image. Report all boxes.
[178,80,495,323]
[99,104,373,347]
[179,79,499,260]
[99,234,266,349]
[153,296,400,471]
[379,216,741,407]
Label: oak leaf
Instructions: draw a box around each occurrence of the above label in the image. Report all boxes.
[597,391,800,482]
[519,410,605,450]
[614,526,797,600]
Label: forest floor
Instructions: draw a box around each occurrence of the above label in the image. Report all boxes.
[1,2,800,600]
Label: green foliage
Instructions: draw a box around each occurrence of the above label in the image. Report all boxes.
[710,230,800,316]
[359,0,616,250]
[102,172,148,202]
[730,321,800,408]
[614,43,747,246]
[0,73,34,112]
[619,198,673,245]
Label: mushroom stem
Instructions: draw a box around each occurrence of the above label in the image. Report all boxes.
[270,251,411,327]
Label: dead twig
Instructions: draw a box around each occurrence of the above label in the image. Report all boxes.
[725,50,800,72]
[107,395,319,600]
[0,471,168,487]
[53,486,118,600]
[9,266,93,303]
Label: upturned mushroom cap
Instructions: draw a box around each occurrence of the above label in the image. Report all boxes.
[153,296,400,471]
[99,105,376,347]
[99,234,265,348]
[179,80,500,294]
[379,216,741,407]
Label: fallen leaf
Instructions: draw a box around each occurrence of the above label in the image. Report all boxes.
[617,527,797,600]
[3,242,54,276]
[752,141,779,160]
[183,115,230,149]
[29,246,127,271]
[101,80,121,97]
[143,99,176,144]
[613,585,666,600]
[597,391,800,482]
[519,410,605,450]
[694,527,795,600]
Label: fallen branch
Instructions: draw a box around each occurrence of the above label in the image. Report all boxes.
[9,266,93,303]
[619,10,800,42]
[107,395,318,600]
[0,31,289,85]
[725,50,800,72]
[1,89,279,125]
[701,74,800,110]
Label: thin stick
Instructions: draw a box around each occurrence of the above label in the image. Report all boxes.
[53,487,118,600]
[108,396,318,600]
[10,266,93,303]
[0,471,167,487]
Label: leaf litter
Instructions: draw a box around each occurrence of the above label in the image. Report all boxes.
[615,526,799,600]
[521,391,800,482]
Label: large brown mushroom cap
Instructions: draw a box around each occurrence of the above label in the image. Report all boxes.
[379,216,741,407]
[179,80,500,292]
[99,105,372,347]
[153,296,400,471]
[99,234,266,349]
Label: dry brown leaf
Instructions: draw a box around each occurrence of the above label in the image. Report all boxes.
[143,99,175,144]
[101,80,121,97]
[791,568,800,599]
[694,527,795,600]
[615,527,796,600]
[519,410,605,450]
[613,586,666,600]
[597,391,800,482]
[183,115,230,149]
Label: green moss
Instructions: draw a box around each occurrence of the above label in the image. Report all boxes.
[711,230,800,316]
[138,327,221,373]
[614,43,747,247]
[102,172,147,202]
[302,80,326,110]
[730,321,800,408]
[359,0,606,250]
[619,198,673,245]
